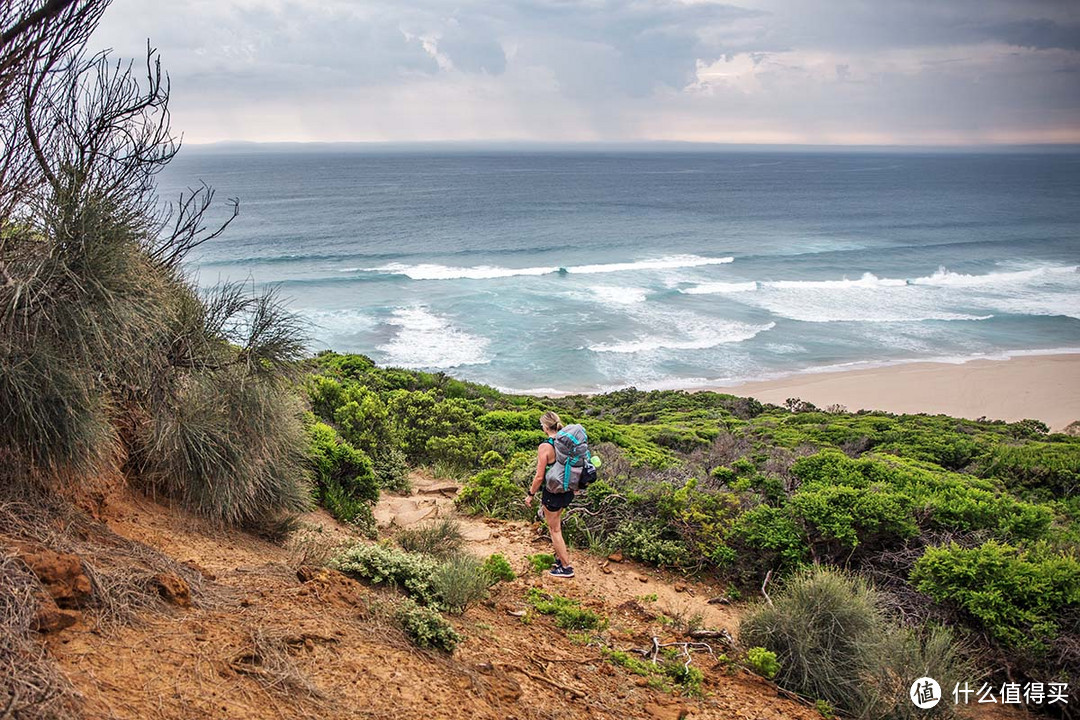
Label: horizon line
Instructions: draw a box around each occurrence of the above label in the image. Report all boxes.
[179,139,1080,154]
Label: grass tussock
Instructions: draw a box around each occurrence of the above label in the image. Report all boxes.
[740,567,967,719]
[1,22,314,530]
[395,518,465,558]
[430,553,490,614]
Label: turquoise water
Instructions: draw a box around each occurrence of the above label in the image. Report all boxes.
[159,149,1080,393]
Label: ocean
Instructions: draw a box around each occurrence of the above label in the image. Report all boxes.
[158,149,1080,394]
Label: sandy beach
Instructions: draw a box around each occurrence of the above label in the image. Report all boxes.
[712,353,1080,432]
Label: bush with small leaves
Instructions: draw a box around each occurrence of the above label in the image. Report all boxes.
[481,450,505,468]
[330,543,441,607]
[745,647,780,679]
[527,588,607,630]
[396,599,460,652]
[307,421,378,531]
[526,553,556,574]
[911,540,1080,651]
[482,553,515,583]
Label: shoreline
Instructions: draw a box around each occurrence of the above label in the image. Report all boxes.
[703,353,1080,432]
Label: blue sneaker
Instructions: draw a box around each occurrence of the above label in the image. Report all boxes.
[549,565,575,579]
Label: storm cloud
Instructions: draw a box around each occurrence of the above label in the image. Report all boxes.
[91,0,1080,144]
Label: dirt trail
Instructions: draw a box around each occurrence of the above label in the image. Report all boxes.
[37,477,827,720]
[378,472,743,636]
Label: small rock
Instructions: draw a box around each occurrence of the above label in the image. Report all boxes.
[153,573,192,608]
[607,551,624,563]
[706,596,731,605]
[418,482,460,496]
[31,593,81,634]
[674,583,687,593]
[637,574,649,583]
[507,609,527,617]
[393,506,437,528]
[645,702,690,720]
[601,565,613,575]
[17,544,91,607]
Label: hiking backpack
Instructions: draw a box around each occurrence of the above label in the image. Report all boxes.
[544,424,596,493]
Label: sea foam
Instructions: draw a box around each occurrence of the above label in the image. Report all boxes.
[589,320,774,353]
[376,306,491,369]
[358,254,734,281]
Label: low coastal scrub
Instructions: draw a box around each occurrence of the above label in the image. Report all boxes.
[329,542,492,614]
[304,353,1077,707]
[481,553,515,583]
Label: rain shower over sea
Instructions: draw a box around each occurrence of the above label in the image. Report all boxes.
[161,149,1080,394]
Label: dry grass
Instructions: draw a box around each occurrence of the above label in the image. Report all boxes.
[228,627,325,700]
[0,490,210,628]
[0,552,80,719]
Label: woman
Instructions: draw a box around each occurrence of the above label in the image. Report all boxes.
[525,411,575,578]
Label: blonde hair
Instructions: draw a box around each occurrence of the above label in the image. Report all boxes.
[540,411,563,432]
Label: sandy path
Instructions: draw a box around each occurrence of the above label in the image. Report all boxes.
[375,472,743,636]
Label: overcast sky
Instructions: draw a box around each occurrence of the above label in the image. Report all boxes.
[90,0,1080,146]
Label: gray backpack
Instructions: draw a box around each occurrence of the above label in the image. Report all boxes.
[544,424,594,493]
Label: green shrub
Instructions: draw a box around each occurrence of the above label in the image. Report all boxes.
[526,553,556,574]
[481,450,505,468]
[527,588,606,630]
[745,647,779,679]
[320,478,375,532]
[602,648,654,676]
[396,599,460,652]
[386,390,480,467]
[430,553,490,614]
[610,520,692,568]
[395,518,465,558]
[482,553,515,583]
[728,505,807,574]
[371,445,411,493]
[332,543,496,614]
[330,543,441,607]
[979,441,1080,496]
[457,452,534,519]
[911,541,1080,651]
[307,421,378,531]
[664,661,704,696]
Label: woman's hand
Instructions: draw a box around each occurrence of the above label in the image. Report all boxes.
[525,493,533,508]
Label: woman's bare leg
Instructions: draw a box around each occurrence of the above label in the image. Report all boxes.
[544,507,571,568]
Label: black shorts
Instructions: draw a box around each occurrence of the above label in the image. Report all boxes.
[541,488,575,511]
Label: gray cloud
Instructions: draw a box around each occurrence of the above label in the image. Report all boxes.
[90,0,1080,144]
